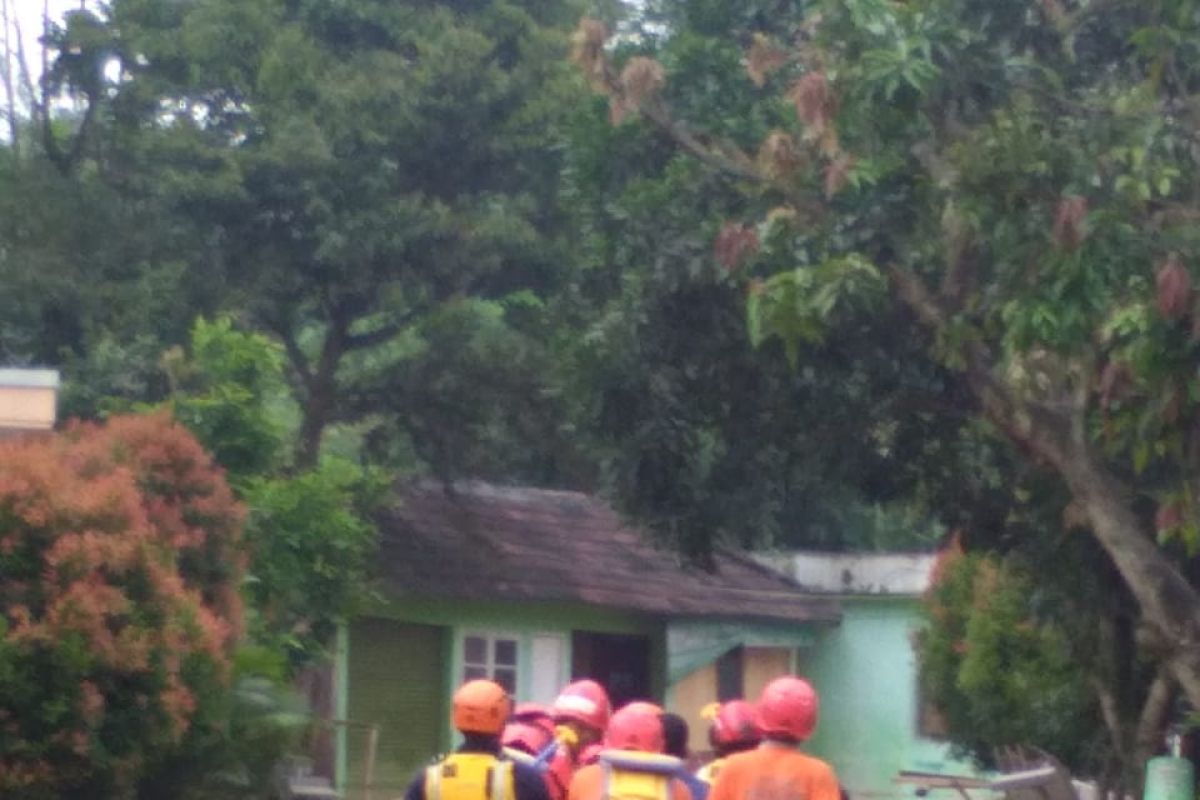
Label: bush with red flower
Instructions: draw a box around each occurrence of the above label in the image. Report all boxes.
[0,413,246,798]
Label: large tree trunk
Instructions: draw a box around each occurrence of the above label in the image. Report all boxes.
[889,264,1200,710]
[1052,443,1200,708]
[295,318,347,470]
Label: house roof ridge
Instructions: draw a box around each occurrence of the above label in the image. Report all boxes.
[379,480,842,623]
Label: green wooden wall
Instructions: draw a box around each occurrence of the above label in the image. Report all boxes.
[803,597,984,799]
[336,598,669,792]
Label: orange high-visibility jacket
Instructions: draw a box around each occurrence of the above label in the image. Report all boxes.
[707,744,840,800]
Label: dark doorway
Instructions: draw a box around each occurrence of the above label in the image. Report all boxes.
[571,631,652,708]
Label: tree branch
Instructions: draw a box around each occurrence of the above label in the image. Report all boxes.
[344,319,406,352]
[638,100,766,183]
[1091,676,1126,759]
[591,49,775,187]
[1134,667,1173,766]
[265,319,314,395]
[11,16,40,127]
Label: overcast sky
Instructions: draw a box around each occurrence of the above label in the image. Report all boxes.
[6,0,82,90]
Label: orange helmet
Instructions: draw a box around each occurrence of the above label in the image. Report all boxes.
[453,679,512,735]
[502,703,556,754]
[604,701,665,753]
[552,680,611,731]
[707,700,761,748]
[755,676,818,741]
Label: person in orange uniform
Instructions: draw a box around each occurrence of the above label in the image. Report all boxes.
[707,677,840,800]
[567,701,692,800]
[695,700,761,786]
[543,680,613,800]
[404,680,551,800]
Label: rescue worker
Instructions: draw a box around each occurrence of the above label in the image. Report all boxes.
[707,677,840,800]
[567,701,692,800]
[504,703,557,764]
[695,701,761,786]
[661,711,709,800]
[542,680,612,800]
[404,679,551,800]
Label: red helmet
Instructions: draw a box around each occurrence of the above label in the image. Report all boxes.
[604,701,665,753]
[756,676,818,741]
[502,703,556,754]
[709,700,761,748]
[553,680,611,731]
[513,703,554,730]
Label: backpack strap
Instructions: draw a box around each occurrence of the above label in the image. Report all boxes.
[425,762,443,800]
[490,760,514,800]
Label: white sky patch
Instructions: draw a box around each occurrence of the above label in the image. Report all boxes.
[3,0,88,95]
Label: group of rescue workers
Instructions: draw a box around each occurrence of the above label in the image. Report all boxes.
[404,675,842,800]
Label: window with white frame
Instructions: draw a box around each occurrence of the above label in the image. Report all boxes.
[462,633,520,694]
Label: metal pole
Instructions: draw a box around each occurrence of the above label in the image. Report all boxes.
[362,725,379,800]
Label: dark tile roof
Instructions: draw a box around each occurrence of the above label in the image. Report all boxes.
[375,481,841,624]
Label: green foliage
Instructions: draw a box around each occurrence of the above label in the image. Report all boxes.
[747,254,886,367]
[94,0,587,468]
[151,317,382,668]
[919,552,1102,771]
[242,460,385,667]
[573,0,1200,774]
[162,317,291,484]
[137,648,310,800]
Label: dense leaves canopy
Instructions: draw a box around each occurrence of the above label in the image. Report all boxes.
[0,414,245,798]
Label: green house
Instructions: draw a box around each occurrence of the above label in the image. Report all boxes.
[332,482,841,797]
[759,552,986,800]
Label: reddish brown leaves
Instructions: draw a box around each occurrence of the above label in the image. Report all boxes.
[570,18,610,90]
[757,131,803,180]
[1098,361,1132,411]
[0,414,246,793]
[1156,502,1182,533]
[823,154,855,198]
[1156,254,1192,322]
[745,33,790,87]
[714,222,760,271]
[788,72,839,155]
[1052,196,1088,250]
[611,56,666,123]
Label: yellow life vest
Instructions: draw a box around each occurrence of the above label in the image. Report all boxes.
[598,750,682,800]
[425,752,516,800]
[695,758,725,786]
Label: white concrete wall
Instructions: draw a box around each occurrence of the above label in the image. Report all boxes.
[756,551,937,596]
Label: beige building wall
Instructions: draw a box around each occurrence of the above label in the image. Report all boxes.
[743,646,793,701]
[0,386,57,431]
[670,646,798,755]
[669,661,718,754]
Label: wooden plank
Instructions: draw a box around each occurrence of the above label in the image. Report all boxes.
[896,772,992,789]
[989,767,1061,791]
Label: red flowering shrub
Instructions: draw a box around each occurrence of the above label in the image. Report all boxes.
[0,412,246,798]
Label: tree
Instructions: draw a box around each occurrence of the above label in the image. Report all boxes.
[555,88,955,558]
[574,0,1200,709]
[0,414,245,798]
[918,538,1174,792]
[157,317,382,669]
[67,0,587,469]
[920,551,1101,772]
